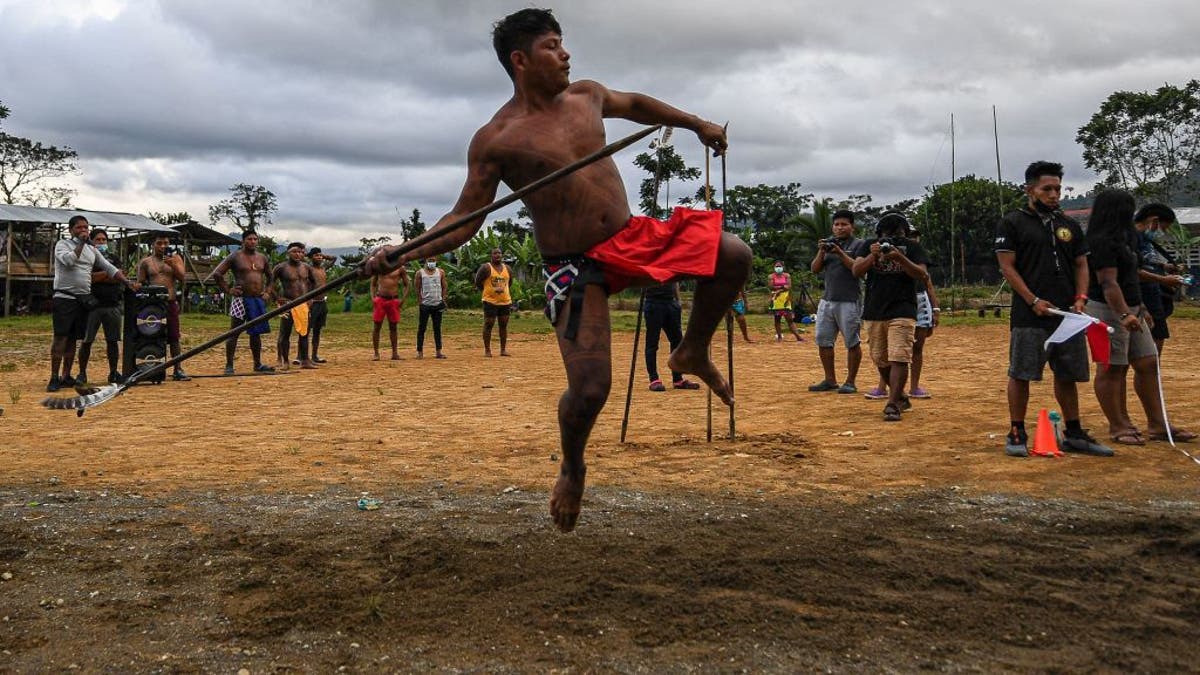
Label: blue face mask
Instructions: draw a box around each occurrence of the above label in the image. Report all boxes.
[1146,230,1165,242]
[95,243,108,252]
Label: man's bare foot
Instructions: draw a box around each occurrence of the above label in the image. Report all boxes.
[484,350,493,358]
[278,360,290,371]
[300,361,318,369]
[372,354,380,361]
[391,353,402,361]
[667,346,734,406]
[500,350,511,357]
[549,470,586,533]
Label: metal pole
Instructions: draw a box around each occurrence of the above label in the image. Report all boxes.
[722,152,735,440]
[619,291,645,444]
[4,222,12,318]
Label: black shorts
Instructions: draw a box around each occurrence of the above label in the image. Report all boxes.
[52,296,89,340]
[85,305,123,343]
[483,301,511,318]
[1150,315,1170,341]
[310,300,328,331]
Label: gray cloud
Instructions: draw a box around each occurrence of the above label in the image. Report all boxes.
[2,0,1199,248]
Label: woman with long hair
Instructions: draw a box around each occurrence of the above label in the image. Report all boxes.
[1085,189,1194,444]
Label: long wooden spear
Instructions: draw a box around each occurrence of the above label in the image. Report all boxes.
[44,124,663,415]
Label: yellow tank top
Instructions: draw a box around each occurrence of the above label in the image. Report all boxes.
[481,263,511,305]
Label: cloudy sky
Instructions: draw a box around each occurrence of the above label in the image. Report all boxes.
[2,0,1198,247]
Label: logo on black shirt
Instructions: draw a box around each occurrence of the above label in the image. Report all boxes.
[1055,226,1073,243]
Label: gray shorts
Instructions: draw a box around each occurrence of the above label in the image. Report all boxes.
[85,305,123,343]
[815,299,862,348]
[1008,326,1089,383]
[1084,300,1156,366]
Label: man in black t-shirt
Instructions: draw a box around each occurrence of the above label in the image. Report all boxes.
[995,161,1111,458]
[852,212,929,421]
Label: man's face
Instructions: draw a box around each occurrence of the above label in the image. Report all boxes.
[70,220,89,239]
[243,235,258,251]
[153,238,168,256]
[491,248,503,265]
[832,218,853,239]
[1026,176,1062,210]
[522,32,570,90]
[310,253,324,266]
[288,247,304,262]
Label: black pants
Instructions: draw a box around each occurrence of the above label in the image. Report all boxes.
[644,300,683,382]
[417,303,444,352]
[278,313,309,361]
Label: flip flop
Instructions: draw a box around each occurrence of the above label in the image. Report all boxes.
[1147,429,1198,442]
[883,403,902,422]
[1109,430,1145,446]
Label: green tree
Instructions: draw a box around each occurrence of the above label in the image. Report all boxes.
[398,207,426,241]
[722,183,812,230]
[1164,221,1200,265]
[1076,80,1200,201]
[208,183,278,234]
[0,103,79,205]
[632,139,701,217]
[912,175,1024,283]
[147,211,192,225]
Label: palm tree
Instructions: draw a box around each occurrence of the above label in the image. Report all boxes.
[789,198,836,251]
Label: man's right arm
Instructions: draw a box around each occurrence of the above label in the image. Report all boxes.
[996,251,1050,315]
[54,239,81,266]
[810,247,826,274]
[366,129,501,274]
[207,255,232,292]
[474,264,489,290]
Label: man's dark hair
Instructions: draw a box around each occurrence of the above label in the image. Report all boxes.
[287,241,305,251]
[68,215,88,228]
[1134,203,1176,225]
[308,247,322,257]
[89,228,108,240]
[154,233,171,242]
[876,211,909,237]
[492,8,562,80]
[1085,188,1136,245]
[832,209,855,224]
[242,230,258,240]
[1024,161,1064,185]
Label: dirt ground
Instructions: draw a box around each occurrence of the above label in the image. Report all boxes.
[2,318,1198,672]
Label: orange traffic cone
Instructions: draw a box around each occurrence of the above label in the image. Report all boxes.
[1030,408,1063,457]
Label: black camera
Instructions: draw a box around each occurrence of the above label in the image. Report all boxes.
[819,238,839,250]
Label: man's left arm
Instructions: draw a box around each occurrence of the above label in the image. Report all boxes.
[600,84,727,155]
[1072,255,1089,314]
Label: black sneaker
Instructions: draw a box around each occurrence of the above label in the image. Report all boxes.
[1005,429,1029,457]
[61,375,77,387]
[46,376,62,393]
[1062,431,1114,457]
[109,371,126,384]
[808,380,838,392]
[172,370,191,382]
[76,370,89,385]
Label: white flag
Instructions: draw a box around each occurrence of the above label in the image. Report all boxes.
[1043,310,1094,349]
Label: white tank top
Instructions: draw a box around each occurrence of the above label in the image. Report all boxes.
[419,269,443,305]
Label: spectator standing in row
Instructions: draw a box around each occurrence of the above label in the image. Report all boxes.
[907,226,939,399]
[371,263,408,360]
[1134,204,1187,357]
[137,234,190,381]
[643,281,700,392]
[414,256,448,359]
[48,215,139,392]
[307,248,331,363]
[476,247,513,356]
[808,209,863,394]
[767,260,804,342]
[76,228,125,385]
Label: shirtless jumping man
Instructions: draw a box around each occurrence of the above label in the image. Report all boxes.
[205,230,275,374]
[137,234,191,381]
[272,242,318,370]
[370,265,409,360]
[367,9,750,531]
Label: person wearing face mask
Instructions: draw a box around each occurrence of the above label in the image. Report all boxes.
[767,260,804,342]
[994,161,1111,458]
[76,228,125,385]
[48,215,139,392]
[413,256,449,359]
[1133,204,1187,356]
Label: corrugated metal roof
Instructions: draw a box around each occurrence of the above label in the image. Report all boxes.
[170,221,240,245]
[0,205,173,232]
[1173,206,1200,225]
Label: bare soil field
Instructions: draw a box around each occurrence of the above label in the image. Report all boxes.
[1,316,1198,672]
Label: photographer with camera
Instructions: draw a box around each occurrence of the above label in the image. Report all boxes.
[48,215,139,392]
[137,234,190,381]
[808,209,864,394]
[852,212,929,421]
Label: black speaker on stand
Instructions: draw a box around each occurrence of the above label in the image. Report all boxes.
[123,284,169,384]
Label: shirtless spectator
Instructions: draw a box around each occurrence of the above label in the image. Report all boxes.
[205,230,274,374]
[367,9,745,531]
[137,234,190,381]
[370,264,408,360]
[272,242,318,370]
[307,247,331,363]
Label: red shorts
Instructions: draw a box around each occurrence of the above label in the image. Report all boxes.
[585,207,723,293]
[373,296,400,323]
[166,299,181,342]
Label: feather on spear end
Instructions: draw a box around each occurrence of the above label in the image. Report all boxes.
[41,383,124,417]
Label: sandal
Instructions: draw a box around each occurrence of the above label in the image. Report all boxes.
[1109,430,1145,446]
[648,379,666,392]
[883,403,902,422]
[1147,429,1198,442]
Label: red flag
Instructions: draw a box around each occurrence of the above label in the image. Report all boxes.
[1086,321,1111,370]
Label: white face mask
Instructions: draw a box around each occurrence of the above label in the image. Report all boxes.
[773,266,784,274]
[426,261,437,269]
